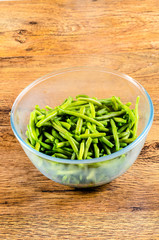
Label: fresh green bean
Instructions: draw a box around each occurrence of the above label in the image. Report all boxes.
[111,96,118,111]
[56,141,70,148]
[26,138,34,148]
[94,144,99,158]
[110,119,120,151]
[59,108,104,127]
[78,140,85,160]
[60,121,71,130]
[96,108,108,116]
[44,131,54,142]
[38,140,52,150]
[71,152,76,160]
[79,133,106,139]
[132,96,140,137]
[114,117,127,123]
[75,106,85,135]
[95,110,125,120]
[52,122,78,154]
[96,126,109,132]
[53,153,68,159]
[84,137,92,159]
[29,111,37,140]
[77,97,102,106]
[53,148,72,157]
[52,129,64,141]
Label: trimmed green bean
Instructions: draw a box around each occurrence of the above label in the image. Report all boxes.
[94,144,99,158]
[79,133,106,139]
[84,137,92,159]
[59,108,104,127]
[77,97,102,106]
[110,119,120,151]
[95,110,125,120]
[44,131,54,142]
[78,140,85,160]
[75,106,85,135]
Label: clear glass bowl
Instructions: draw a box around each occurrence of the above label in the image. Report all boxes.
[10,67,154,188]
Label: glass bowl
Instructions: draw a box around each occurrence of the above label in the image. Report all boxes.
[10,67,154,188]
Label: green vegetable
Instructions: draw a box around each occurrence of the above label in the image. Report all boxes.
[26,95,139,164]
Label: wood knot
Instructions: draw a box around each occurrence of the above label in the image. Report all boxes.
[29,21,37,25]
[14,29,28,44]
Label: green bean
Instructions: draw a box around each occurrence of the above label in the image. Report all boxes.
[26,138,34,148]
[45,105,53,111]
[35,105,46,115]
[89,102,96,118]
[71,152,76,160]
[29,111,37,140]
[61,96,73,109]
[45,150,54,155]
[76,94,89,98]
[96,108,108,116]
[110,119,120,151]
[56,141,70,148]
[44,131,54,142]
[84,137,92,159]
[114,117,127,123]
[52,129,64,141]
[100,137,114,148]
[75,106,85,135]
[38,140,52,150]
[35,135,43,151]
[120,137,137,143]
[87,122,114,148]
[36,110,58,128]
[37,115,45,120]
[115,97,135,122]
[59,108,104,127]
[92,138,98,144]
[98,120,109,126]
[45,138,52,143]
[53,153,68,159]
[52,122,78,154]
[87,152,93,156]
[77,97,102,106]
[79,132,106,139]
[132,96,140,137]
[118,131,130,139]
[120,142,127,147]
[60,121,71,130]
[68,100,87,107]
[126,102,131,107]
[78,140,85,160]
[99,98,112,104]
[53,148,72,157]
[111,96,118,111]
[27,125,36,146]
[103,145,111,155]
[95,110,125,120]
[118,123,129,133]
[96,126,109,132]
[94,144,99,158]
[63,147,73,153]
[41,122,52,127]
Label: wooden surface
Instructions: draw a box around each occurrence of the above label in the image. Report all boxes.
[0,0,159,239]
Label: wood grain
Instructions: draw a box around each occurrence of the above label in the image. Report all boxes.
[0,0,159,239]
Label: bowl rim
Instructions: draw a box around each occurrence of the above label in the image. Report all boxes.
[10,66,154,164]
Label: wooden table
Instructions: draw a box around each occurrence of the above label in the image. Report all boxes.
[0,0,159,239]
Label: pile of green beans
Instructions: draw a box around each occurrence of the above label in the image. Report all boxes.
[26,95,140,160]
